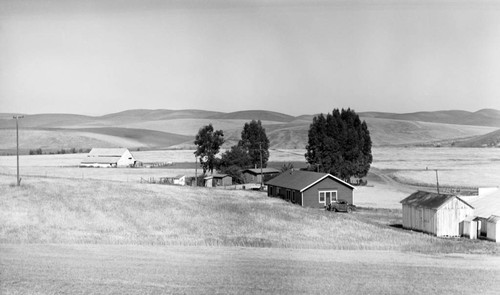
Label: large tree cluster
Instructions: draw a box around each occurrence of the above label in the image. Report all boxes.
[305,108,372,181]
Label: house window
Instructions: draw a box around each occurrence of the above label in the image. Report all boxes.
[277,188,281,197]
[319,190,338,205]
[292,191,296,203]
[286,190,292,201]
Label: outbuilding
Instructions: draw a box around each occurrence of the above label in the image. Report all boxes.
[242,168,281,184]
[204,174,232,187]
[486,215,500,243]
[265,170,355,209]
[400,191,474,237]
[80,148,136,168]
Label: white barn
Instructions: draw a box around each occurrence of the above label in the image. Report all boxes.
[401,191,474,237]
[80,148,136,168]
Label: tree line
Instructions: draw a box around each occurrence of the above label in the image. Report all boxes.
[193,108,372,184]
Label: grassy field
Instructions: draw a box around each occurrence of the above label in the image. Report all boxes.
[1,175,498,254]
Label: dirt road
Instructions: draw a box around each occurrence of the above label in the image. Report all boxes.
[1,244,499,294]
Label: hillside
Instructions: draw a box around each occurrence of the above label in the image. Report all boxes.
[1,108,500,152]
[359,109,500,127]
[452,129,500,147]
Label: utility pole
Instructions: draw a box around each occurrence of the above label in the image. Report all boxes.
[13,115,24,186]
[259,142,263,190]
[435,169,440,194]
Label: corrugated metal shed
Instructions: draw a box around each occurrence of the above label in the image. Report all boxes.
[400,191,473,210]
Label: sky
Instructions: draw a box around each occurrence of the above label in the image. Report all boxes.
[1,0,500,116]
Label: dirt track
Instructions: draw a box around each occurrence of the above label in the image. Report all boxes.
[1,244,499,294]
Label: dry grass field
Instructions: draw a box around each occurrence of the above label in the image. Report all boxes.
[1,147,500,294]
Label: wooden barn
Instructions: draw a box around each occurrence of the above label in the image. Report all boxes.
[80,148,136,168]
[242,168,280,184]
[400,191,474,237]
[204,174,232,187]
[265,170,355,209]
[486,215,500,243]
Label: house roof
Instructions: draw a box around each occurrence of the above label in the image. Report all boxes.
[264,170,355,192]
[400,191,474,210]
[88,148,130,157]
[243,168,281,175]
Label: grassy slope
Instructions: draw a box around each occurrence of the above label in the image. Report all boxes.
[1,175,498,254]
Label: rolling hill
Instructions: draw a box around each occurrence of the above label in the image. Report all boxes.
[1,108,499,153]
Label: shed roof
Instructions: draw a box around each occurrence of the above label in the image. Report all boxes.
[243,168,281,175]
[265,170,355,192]
[204,174,230,180]
[487,215,500,223]
[469,189,500,218]
[400,191,474,210]
[88,148,130,157]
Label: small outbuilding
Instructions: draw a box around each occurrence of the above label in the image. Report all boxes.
[242,168,281,184]
[265,170,355,209]
[486,215,500,243]
[80,148,136,168]
[459,216,478,240]
[400,191,474,237]
[204,174,233,187]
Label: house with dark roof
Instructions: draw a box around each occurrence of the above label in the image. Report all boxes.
[242,168,280,184]
[265,170,355,209]
[400,191,474,237]
[80,148,136,168]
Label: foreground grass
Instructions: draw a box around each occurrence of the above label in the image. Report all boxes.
[0,176,498,254]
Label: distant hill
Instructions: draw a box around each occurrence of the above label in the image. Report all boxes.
[452,129,500,147]
[359,109,500,127]
[1,108,499,152]
[209,110,296,122]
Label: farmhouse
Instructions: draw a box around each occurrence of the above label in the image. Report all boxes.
[80,148,136,168]
[400,191,474,237]
[242,168,280,184]
[265,170,355,209]
[204,174,232,187]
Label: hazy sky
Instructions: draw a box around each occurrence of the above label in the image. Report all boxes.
[1,0,500,116]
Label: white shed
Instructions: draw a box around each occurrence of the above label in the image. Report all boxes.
[459,216,478,240]
[486,215,500,243]
[80,148,136,168]
[401,191,474,237]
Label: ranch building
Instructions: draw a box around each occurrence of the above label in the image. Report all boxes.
[80,148,136,168]
[265,170,355,209]
[486,215,500,243]
[242,168,280,184]
[204,174,232,187]
[400,191,474,237]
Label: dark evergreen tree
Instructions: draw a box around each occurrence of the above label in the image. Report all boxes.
[194,124,224,174]
[238,120,270,168]
[305,108,372,181]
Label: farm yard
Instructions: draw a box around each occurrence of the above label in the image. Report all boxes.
[1,147,500,294]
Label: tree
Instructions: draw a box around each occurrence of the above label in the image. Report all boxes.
[217,145,251,170]
[238,120,270,168]
[305,108,372,181]
[194,124,224,174]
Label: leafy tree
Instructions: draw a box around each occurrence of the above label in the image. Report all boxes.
[238,120,270,168]
[217,145,251,170]
[194,124,224,174]
[305,108,372,181]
